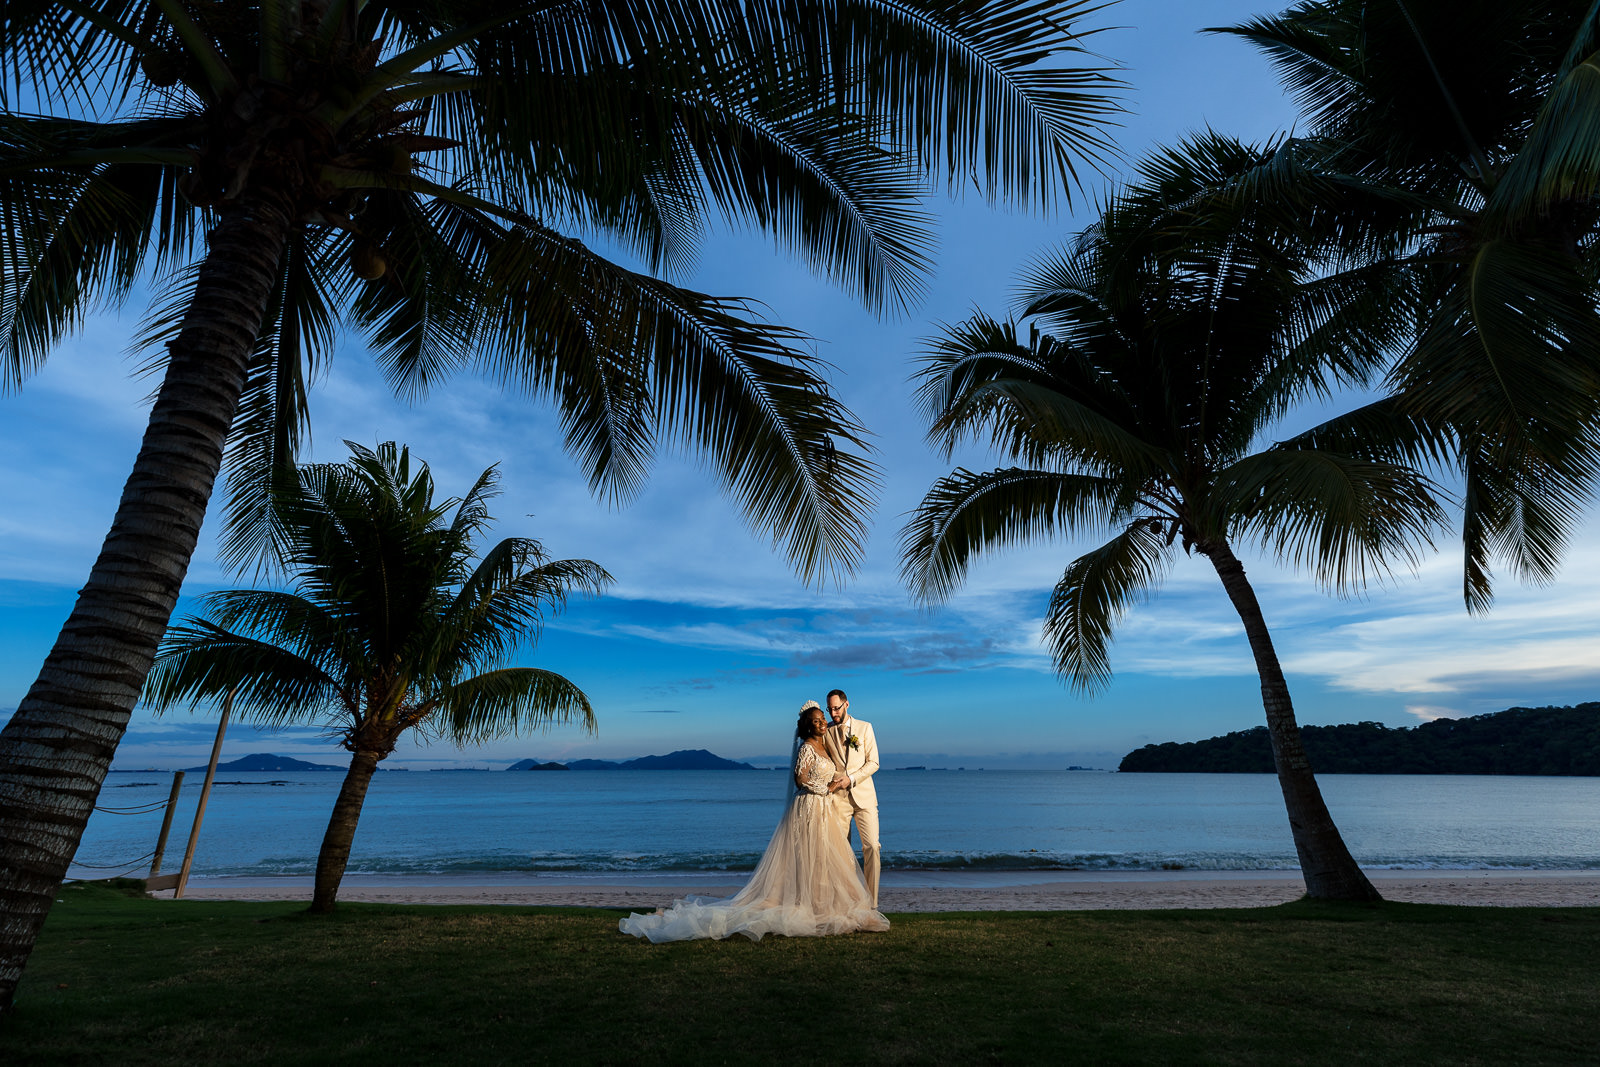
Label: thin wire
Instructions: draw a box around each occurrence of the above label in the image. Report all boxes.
[93,801,174,815]
[69,849,158,873]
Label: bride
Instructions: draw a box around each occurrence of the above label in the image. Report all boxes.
[619,702,890,942]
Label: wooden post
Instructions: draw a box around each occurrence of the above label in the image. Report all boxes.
[149,770,185,877]
[174,688,232,899]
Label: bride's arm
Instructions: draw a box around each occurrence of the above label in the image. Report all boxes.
[794,744,832,794]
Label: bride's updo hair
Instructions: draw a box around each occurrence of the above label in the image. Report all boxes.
[796,700,825,740]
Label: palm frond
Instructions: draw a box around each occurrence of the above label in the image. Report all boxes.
[1490,44,1600,213]
[1392,235,1600,460]
[433,540,611,677]
[344,191,486,403]
[1260,259,1415,397]
[1559,1,1600,76]
[441,461,501,549]
[1216,448,1446,592]
[764,0,1126,204]
[202,232,341,574]
[484,222,878,585]
[667,75,936,314]
[1277,395,1454,474]
[435,667,595,747]
[914,312,1045,425]
[1459,445,1498,614]
[1014,238,1118,330]
[1206,11,1360,139]
[1456,428,1597,612]
[0,114,198,388]
[496,28,938,309]
[1043,520,1171,693]
[200,588,358,674]
[916,313,1166,476]
[144,617,348,727]
[1211,2,1568,198]
[901,465,1127,603]
[0,0,155,110]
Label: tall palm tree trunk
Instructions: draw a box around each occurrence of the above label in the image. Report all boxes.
[0,192,297,1011]
[1202,539,1382,902]
[311,749,385,913]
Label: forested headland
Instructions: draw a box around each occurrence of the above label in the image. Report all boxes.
[1119,704,1600,775]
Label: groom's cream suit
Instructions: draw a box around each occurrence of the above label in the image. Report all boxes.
[826,714,881,906]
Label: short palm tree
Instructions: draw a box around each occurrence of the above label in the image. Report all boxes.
[0,1,1122,1004]
[902,149,1445,900]
[144,441,610,912]
[1207,0,1600,610]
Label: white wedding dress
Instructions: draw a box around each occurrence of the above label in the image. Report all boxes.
[619,743,890,942]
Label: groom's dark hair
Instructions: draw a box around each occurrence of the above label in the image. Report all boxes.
[827,688,848,702]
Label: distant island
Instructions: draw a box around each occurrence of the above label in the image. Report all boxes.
[1119,702,1600,775]
[186,752,345,773]
[508,749,757,771]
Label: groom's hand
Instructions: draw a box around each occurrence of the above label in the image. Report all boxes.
[829,775,847,791]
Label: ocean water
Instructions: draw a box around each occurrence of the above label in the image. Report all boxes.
[70,769,1600,880]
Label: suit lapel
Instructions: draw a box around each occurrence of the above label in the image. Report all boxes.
[823,725,848,769]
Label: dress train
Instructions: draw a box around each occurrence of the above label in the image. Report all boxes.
[619,746,889,942]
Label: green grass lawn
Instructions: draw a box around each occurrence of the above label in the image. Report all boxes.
[4,881,1599,1064]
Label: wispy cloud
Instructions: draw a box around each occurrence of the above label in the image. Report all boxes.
[792,635,1002,672]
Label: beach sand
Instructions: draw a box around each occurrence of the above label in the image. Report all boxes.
[171,869,1600,911]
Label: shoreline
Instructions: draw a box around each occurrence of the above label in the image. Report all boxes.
[164,868,1600,911]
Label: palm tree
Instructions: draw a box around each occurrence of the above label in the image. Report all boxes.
[1205,1,1600,611]
[0,1,1122,1005]
[144,441,609,912]
[901,146,1445,900]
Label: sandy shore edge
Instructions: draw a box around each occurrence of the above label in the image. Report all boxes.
[168,870,1600,911]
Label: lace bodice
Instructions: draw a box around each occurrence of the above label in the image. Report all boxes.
[794,743,834,796]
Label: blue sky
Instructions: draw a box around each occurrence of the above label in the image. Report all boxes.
[5,1,1600,770]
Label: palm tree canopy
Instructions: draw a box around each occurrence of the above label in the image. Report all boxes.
[0,0,1124,585]
[0,1,1130,999]
[902,138,1445,691]
[144,441,611,748]
[1204,1,1600,609]
[1219,1,1579,194]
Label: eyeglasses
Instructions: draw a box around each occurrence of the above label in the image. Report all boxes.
[826,705,844,713]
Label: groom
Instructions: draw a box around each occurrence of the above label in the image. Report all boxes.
[825,688,881,906]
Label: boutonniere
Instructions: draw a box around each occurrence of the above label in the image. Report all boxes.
[846,734,861,751]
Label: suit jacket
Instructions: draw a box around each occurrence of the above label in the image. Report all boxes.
[825,715,879,811]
